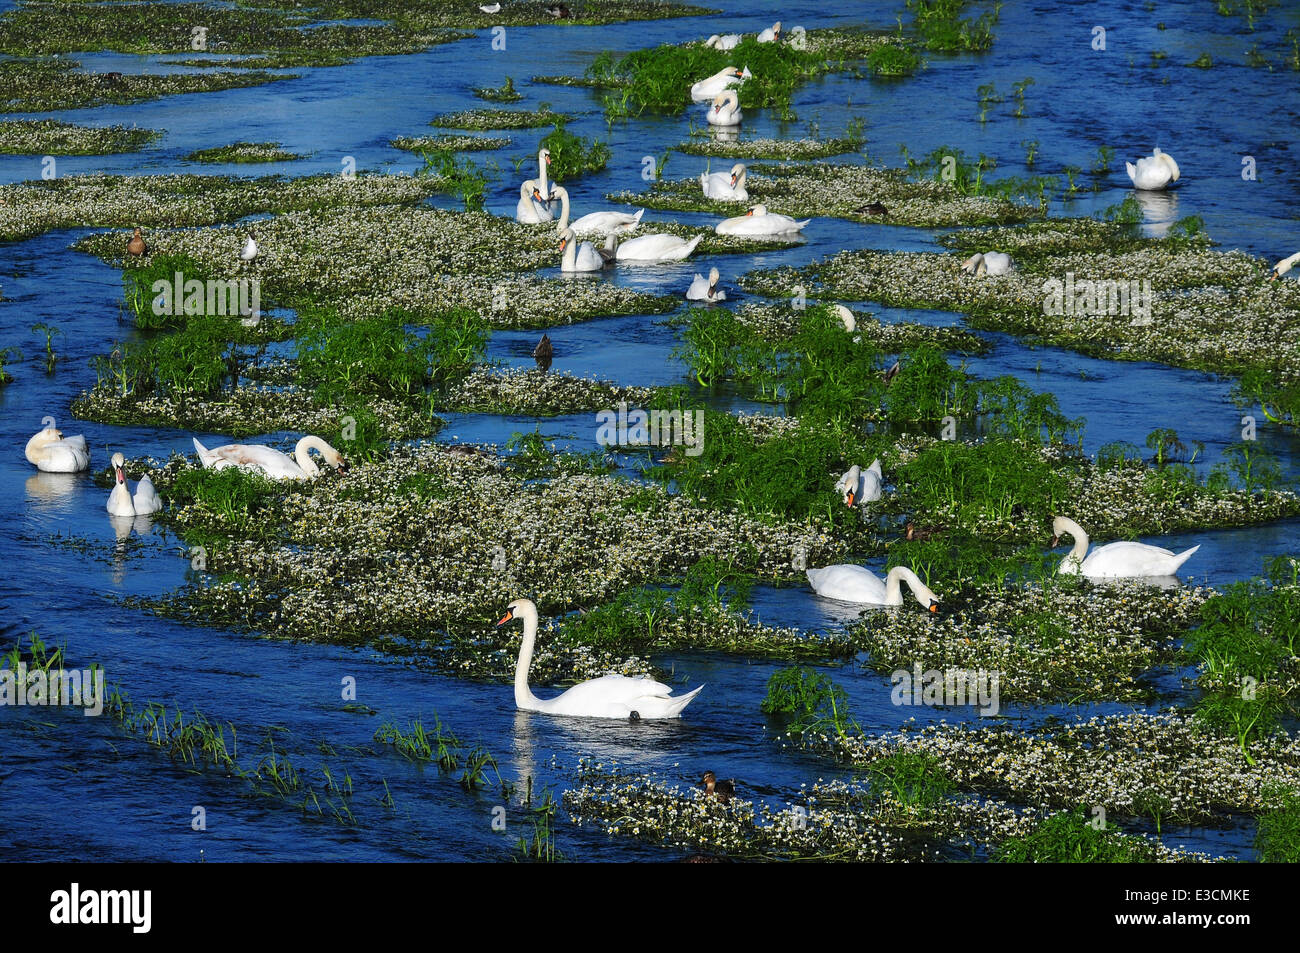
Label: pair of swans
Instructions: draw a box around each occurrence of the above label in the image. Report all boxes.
[961,251,1012,276]
[193,435,346,481]
[547,185,644,235]
[686,267,726,302]
[107,452,161,517]
[500,599,703,718]
[516,148,553,223]
[715,204,810,237]
[807,565,941,611]
[1051,516,1199,578]
[700,162,748,201]
[559,228,616,272]
[690,66,750,102]
[706,90,742,126]
[836,460,882,507]
[1125,147,1180,191]
[26,425,90,473]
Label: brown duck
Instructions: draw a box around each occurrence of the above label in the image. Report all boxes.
[856,201,889,217]
[533,333,554,372]
[700,770,736,803]
[126,227,147,257]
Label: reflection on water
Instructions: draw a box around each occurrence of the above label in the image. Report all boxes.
[25,471,81,504]
[1134,188,1180,238]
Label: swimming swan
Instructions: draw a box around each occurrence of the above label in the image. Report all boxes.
[806,565,940,610]
[516,181,552,224]
[686,267,726,302]
[615,232,703,261]
[500,598,704,718]
[193,436,346,481]
[835,460,882,507]
[107,452,162,517]
[1051,515,1199,577]
[715,204,809,236]
[25,425,90,473]
[1125,147,1180,191]
[700,162,749,201]
[549,185,644,234]
[559,227,609,272]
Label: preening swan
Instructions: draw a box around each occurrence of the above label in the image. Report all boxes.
[690,66,749,102]
[615,232,702,261]
[559,227,609,272]
[715,204,810,236]
[500,598,704,718]
[961,252,1012,276]
[240,234,258,262]
[807,565,940,611]
[1270,252,1300,280]
[757,21,781,43]
[1125,147,1180,191]
[25,425,90,473]
[1051,515,1200,578]
[515,181,552,224]
[706,89,743,126]
[107,452,161,517]
[193,435,346,481]
[835,460,882,507]
[686,267,726,302]
[700,162,748,201]
[704,32,741,50]
[548,185,644,234]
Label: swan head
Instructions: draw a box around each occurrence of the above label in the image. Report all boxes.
[707,266,720,293]
[833,303,856,332]
[889,567,941,613]
[961,253,985,276]
[705,33,720,47]
[747,204,767,217]
[772,21,781,38]
[729,163,745,187]
[1158,150,1180,181]
[532,185,547,206]
[1049,515,1083,548]
[558,227,576,251]
[842,465,862,507]
[539,148,551,167]
[497,597,537,627]
[1270,252,1300,281]
[110,451,127,483]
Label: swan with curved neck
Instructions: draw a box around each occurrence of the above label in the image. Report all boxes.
[961,252,1012,276]
[690,66,748,103]
[806,564,940,610]
[548,186,644,235]
[107,452,162,517]
[516,181,551,224]
[25,425,90,473]
[559,227,608,272]
[701,162,748,201]
[192,435,347,481]
[1051,516,1199,578]
[686,266,725,302]
[835,459,882,507]
[499,599,704,718]
[706,89,742,126]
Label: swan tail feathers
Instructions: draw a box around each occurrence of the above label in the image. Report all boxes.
[1125,161,1137,183]
[662,684,704,717]
[1170,544,1200,572]
[192,437,217,469]
[632,208,645,225]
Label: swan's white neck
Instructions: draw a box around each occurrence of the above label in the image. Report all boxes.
[294,435,334,477]
[885,566,930,608]
[513,604,543,709]
[1058,517,1090,568]
[561,234,576,270]
[536,151,550,199]
[553,188,570,230]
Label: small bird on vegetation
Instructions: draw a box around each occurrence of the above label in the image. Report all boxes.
[126,227,147,256]
[904,522,943,542]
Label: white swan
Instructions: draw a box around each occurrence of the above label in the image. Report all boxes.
[686,267,726,302]
[835,460,882,507]
[615,232,703,261]
[807,565,940,611]
[192,435,346,481]
[1051,515,1199,578]
[1125,147,1180,191]
[107,452,161,517]
[833,304,856,332]
[240,234,258,262]
[757,21,781,43]
[704,32,741,50]
[548,185,644,235]
[961,251,1012,276]
[700,162,748,201]
[25,426,89,473]
[1270,251,1300,281]
[690,66,749,102]
[715,204,809,236]
[559,227,609,272]
[515,181,552,224]
[500,598,704,718]
[706,89,742,126]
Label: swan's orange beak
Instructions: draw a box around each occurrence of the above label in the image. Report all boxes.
[559,237,568,251]
[496,608,514,626]
[844,490,855,508]
[928,600,939,614]
[730,173,738,186]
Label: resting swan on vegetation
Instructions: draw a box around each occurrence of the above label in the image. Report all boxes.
[706,89,743,126]
[686,267,726,302]
[1051,515,1200,578]
[715,204,810,236]
[26,425,90,473]
[548,185,644,235]
[700,162,748,201]
[106,452,162,517]
[1125,147,1180,191]
[704,33,741,50]
[690,66,749,102]
[499,598,704,718]
[835,460,882,507]
[961,251,1012,276]
[757,21,781,42]
[806,565,941,611]
[615,231,702,261]
[192,436,346,481]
